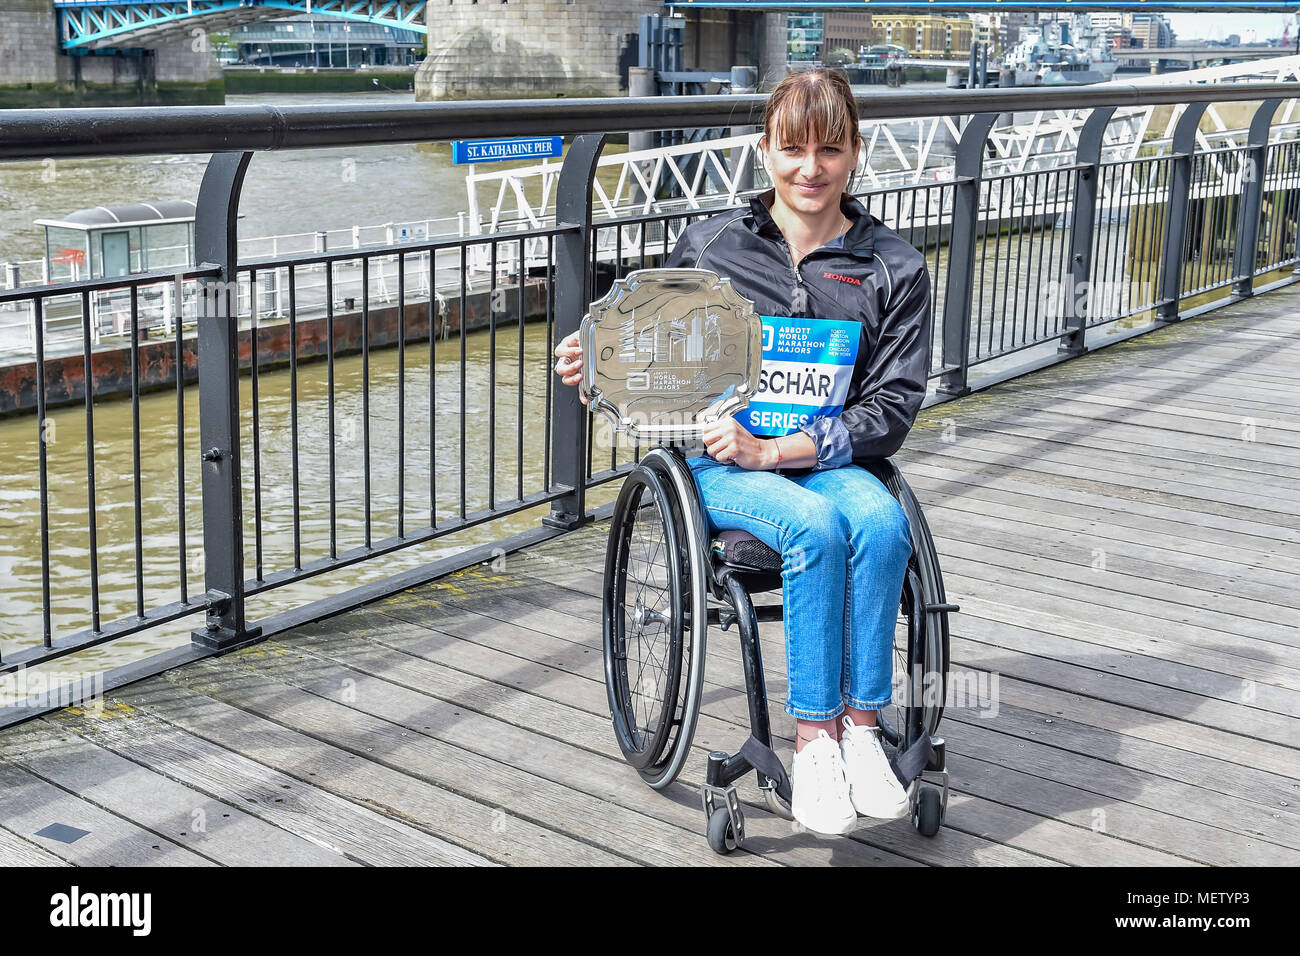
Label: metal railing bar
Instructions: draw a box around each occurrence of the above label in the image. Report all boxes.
[0,265,220,307]
[459,244,467,522]
[236,223,577,271]
[362,256,373,550]
[6,83,1295,160]
[79,288,101,634]
[327,259,338,560]
[398,250,407,539]
[517,235,526,505]
[175,282,189,606]
[429,250,437,532]
[130,284,144,619]
[289,263,301,569]
[250,267,264,583]
[1,598,206,676]
[488,242,496,514]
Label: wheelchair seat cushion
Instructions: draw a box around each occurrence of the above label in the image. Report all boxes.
[711,530,783,573]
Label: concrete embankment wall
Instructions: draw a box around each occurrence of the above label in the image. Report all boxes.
[224,68,417,94]
[0,283,547,417]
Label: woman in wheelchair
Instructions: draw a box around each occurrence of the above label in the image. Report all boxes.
[555,68,937,839]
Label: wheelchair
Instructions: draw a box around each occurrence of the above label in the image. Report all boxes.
[602,443,958,855]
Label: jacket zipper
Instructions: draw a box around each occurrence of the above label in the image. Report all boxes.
[781,238,806,315]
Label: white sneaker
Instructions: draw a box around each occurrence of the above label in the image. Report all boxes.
[839,716,910,820]
[790,730,857,836]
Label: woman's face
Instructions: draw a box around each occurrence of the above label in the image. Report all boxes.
[763,121,858,220]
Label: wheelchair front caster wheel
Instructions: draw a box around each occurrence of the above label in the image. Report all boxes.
[706,806,741,855]
[913,785,943,838]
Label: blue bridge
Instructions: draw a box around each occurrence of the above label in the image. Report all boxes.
[54,0,427,50]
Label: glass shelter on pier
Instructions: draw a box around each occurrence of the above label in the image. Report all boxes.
[34,201,196,284]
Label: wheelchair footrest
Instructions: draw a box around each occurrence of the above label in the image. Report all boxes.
[739,736,793,805]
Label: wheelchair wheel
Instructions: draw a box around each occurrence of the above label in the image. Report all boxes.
[877,464,951,754]
[603,449,708,790]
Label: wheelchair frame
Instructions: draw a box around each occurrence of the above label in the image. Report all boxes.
[602,444,958,855]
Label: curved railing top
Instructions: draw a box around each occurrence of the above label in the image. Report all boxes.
[3,82,1300,159]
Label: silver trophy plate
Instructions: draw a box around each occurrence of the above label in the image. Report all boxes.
[580,268,762,442]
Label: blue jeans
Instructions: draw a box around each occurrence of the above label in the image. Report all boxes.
[687,455,912,721]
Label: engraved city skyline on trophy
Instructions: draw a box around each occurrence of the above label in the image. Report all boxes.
[581,269,763,443]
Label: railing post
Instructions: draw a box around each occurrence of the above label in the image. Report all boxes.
[544,133,607,531]
[1157,101,1208,323]
[1232,98,1281,299]
[1059,106,1116,357]
[937,112,998,399]
[191,150,262,652]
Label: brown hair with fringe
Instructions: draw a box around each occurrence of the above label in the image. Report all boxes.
[761,68,861,151]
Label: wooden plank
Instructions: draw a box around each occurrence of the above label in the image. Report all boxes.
[421,561,1300,723]
[911,433,1300,519]
[899,475,1300,579]
[997,373,1299,422]
[0,825,70,867]
[968,388,1300,449]
[286,612,1074,865]
[414,560,1300,806]
[320,591,1215,866]
[155,652,771,868]
[0,757,213,866]
[901,468,1300,566]
[950,607,1300,738]
[0,719,355,867]
[233,637,925,867]
[921,401,1300,472]
[61,692,497,867]
[912,411,1297,483]
[423,556,1300,806]
[933,548,1300,672]
[926,505,1300,622]
[940,660,1300,807]
[469,554,1300,752]
[945,722,1300,865]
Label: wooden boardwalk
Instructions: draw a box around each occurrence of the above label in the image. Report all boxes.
[2,293,1298,866]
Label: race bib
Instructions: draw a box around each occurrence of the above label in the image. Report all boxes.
[736,315,861,437]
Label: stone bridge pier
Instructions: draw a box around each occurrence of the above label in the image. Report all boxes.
[0,0,223,109]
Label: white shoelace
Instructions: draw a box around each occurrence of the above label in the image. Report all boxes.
[841,717,897,786]
[803,730,847,804]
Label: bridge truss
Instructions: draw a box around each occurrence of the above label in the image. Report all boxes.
[53,1,427,50]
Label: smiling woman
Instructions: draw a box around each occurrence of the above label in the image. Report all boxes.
[555,67,935,838]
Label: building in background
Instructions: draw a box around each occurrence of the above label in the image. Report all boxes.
[792,11,976,63]
[787,10,826,63]
[227,14,424,68]
[823,8,872,61]
[867,14,972,58]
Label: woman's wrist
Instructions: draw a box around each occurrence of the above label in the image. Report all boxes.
[767,436,783,470]
[768,431,819,470]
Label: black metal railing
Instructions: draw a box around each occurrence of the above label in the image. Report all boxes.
[1,81,1298,696]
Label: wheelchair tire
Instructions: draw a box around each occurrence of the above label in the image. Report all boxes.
[914,785,943,838]
[603,450,708,790]
[706,806,740,855]
[876,463,952,752]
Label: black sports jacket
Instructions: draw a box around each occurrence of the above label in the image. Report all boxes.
[665,187,933,470]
